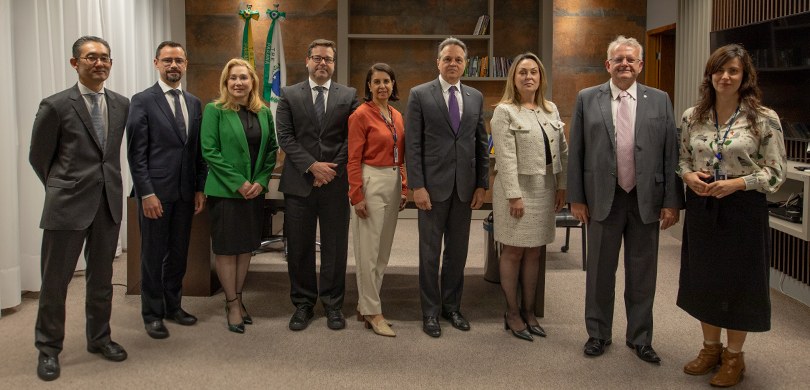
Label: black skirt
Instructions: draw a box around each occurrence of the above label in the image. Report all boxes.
[677,188,771,332]
[207,195,264,255]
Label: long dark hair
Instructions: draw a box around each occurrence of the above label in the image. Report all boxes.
[363,63,399,102]
[690,44,763,132]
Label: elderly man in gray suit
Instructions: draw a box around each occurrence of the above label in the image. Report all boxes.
[277,39,359,332]
[406,37,490,338]
[567,35,682,363]
[29,36,129,381]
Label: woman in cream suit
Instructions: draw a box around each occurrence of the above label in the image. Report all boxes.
[491,52,567,342]
[201,58,278,334]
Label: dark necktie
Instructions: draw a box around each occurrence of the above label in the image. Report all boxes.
[169,89,187,142]
[448,85,460,133]
[314,86,325,126]
[89,93,106,150]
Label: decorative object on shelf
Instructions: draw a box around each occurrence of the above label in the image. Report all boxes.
[264,4,286,120]
[238,4,260,69]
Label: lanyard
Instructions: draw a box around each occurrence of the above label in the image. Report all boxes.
[377,104,399,164]
[713,106,740,162]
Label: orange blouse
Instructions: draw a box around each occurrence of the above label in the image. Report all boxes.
[347,101,407,205]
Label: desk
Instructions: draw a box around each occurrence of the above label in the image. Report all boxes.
[126,197,220,297]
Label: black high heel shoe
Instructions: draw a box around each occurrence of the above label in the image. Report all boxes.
[225,298,245,334]
[236,292,253,325]
[521,311,547,337]
[504,313,533,342]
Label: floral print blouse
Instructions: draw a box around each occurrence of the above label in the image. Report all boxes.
[677,105,787,194]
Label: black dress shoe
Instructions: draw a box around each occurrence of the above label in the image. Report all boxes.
[288,306,314,331]
[87,341,127,362]
[37,353,59,381]
[504,314,533,342]
[166,309,197,326]
[326,309,346,330]
[626,341,662,364]
[584,337,612,356]
[145,320,169,339]
[441,311,471,331]
[526,324,547,338]
[422,316,442,338]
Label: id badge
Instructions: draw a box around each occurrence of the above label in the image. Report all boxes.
[714,169,727,181]
[393,146,399,164]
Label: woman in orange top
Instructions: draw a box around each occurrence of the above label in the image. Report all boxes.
[347,63,407,337]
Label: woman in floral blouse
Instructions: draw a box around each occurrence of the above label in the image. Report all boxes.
[677,44,787,387]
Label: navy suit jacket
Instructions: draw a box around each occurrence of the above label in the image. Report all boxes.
[127,83,206,202]
[405,78,489,202]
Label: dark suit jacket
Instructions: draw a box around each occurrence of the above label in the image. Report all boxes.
[29,84,129,230]
[567,81,683,224]
[127,83,206,202]
[276,80,360,197]
[405,79,490,202]
[200,103,278,198]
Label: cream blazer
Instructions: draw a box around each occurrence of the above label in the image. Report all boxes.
[490,102,568,199]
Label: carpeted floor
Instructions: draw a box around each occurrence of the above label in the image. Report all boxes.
[2,219,809,389]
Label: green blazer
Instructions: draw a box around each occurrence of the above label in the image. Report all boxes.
[201,103,278,198]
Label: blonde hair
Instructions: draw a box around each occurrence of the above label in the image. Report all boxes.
[214,58,265,113]
[606,35,644,61]
[498,52,551,112]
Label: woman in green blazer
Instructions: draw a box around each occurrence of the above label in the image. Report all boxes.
[201,58,278,333]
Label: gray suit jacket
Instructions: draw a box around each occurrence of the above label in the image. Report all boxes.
[127,83,206,202]
[276,80,359,197]
[567,81,682,224]
[405,79,489,202]
[29,84,129,230]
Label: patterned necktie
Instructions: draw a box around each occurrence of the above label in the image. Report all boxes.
[448,85,460,133]
[314,86,325,126]
[616,90,636,192]
[169,89,187,142]
[89,93,106,150]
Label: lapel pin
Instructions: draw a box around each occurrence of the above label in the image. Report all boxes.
[643,94,647,98]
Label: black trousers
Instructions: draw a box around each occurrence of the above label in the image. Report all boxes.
[418,188,472,317]
[285,178,350,310]
[35,192,120,357]
[138,198,194,323]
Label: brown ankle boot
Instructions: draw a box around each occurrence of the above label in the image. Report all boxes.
[709,349,745,387]
[684,342,724,375]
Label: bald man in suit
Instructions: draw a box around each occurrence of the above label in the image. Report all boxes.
[29,36,129,382]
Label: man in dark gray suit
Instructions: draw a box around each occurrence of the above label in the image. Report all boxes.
[29,36,129,381]
[276,39,359,331]
[567,35,683,363]
[127,41,207,339]
[405,37,490,338]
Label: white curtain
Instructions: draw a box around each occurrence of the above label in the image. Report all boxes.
[0,0,185,313]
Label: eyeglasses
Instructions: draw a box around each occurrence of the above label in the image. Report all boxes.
[609,57,640,65]
[309,55,335,64]
[80,55,112,64]
[159,57,186,66]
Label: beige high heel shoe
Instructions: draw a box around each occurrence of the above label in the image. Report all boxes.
[364,315,396,337]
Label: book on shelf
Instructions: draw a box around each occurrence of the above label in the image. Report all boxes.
[473,15,489,35]
[479,56,489,77]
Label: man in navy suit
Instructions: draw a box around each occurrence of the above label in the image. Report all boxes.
[405,37,490,338]
[127,41,207,339]
[30,35,129,382]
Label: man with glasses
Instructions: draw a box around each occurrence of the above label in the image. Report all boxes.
[30,35,130,381]
[126,41,206,339]
[276,39,359,331]
[405,37,489,338]
[567,35,682,363]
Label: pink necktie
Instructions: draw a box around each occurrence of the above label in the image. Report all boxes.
[616,91,635,192]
